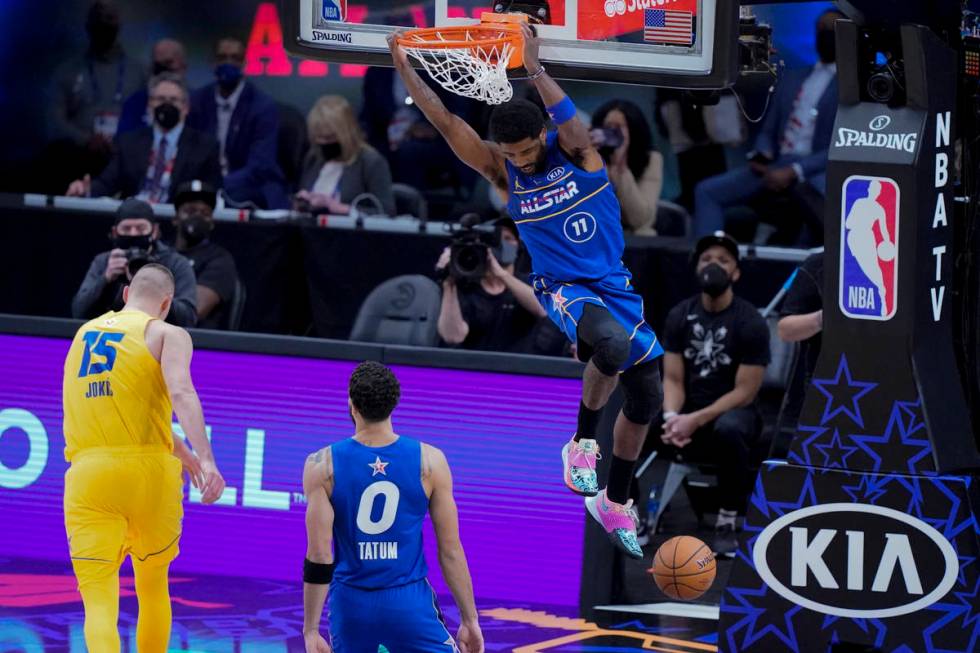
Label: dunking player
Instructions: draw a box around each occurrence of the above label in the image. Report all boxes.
[389,24,663,559]
[302,362,483,653]
[62,264,225,651]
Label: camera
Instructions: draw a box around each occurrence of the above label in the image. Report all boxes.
[596,127,624,161]
[124,247,157,276]
[492,0,551,24]
[443,214,500,283]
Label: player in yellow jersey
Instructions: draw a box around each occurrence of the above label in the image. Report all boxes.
[62,263,225,652]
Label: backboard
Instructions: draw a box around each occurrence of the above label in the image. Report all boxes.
[280,0,740,89]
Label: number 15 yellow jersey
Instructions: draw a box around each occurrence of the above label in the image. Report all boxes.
[62,310,174,462]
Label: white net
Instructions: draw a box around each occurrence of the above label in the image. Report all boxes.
[402,29,516,105]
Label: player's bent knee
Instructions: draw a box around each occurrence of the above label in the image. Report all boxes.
[578,304,630,375]
[592,330,630,376]
[621,362,664,424]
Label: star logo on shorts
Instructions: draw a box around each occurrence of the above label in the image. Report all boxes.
[368,456,390,476]
[552,286,567,309]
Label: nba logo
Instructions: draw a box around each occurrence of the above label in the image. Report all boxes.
[318,0,346,23]
[839,175,900,321]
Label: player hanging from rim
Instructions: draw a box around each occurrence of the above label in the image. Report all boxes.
[388,24,664,559]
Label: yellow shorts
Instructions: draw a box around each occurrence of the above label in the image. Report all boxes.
[64,445,183,587]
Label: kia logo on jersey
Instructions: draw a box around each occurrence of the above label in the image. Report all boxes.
[546,166,566,182]
[839,176,900,321]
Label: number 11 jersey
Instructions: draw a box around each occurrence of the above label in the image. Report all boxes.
[330,436,429,590]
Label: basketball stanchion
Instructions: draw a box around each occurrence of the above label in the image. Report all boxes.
[717,6,980,652]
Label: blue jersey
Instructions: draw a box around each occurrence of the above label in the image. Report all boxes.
[506,131,624,281]
[330,436,428,590]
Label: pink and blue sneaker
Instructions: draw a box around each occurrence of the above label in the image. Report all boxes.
[585,489,643,559]
[561,438,600,497]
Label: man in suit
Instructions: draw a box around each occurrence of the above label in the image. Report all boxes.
[186,37,287,209]
[116,39,188,136]
[692,9,844,238]
[66,73,221,203]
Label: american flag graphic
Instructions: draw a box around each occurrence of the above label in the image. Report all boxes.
[644,9,694,46]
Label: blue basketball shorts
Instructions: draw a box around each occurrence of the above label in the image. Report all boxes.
[532,264,663,370]
[328,578,459,653]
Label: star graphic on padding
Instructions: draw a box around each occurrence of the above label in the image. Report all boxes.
[811,354,877,428]
[922,574,980,652]
[788,425,830,467]
[813,429,860,469]
[368,456,389,476]
[851,399,934,474]
[723,581,805,652]
[841,474,891,504]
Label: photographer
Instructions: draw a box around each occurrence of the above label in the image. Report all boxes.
[71,198,197,326]
[437,217,546,352]
[590,99,664,235]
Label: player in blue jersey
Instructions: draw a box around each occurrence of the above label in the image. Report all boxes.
[302,361,483,653]
[389,24,663,559]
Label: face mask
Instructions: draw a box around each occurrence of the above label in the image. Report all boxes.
[112,233,153,252]
[816,29,836,63]
[320,142,342,161]
[215,63,243,91]
[178,212,212,247]
[152,61,173,76]
[493,240,518,267]
[153,102,180,130]
[697,263,732,298]
[87,23,119,54]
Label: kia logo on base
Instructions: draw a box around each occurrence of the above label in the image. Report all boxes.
[753,503,958,618]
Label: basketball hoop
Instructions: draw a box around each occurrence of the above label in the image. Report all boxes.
[397,14,527,105]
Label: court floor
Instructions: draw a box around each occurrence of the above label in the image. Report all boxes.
[0,553,724,653]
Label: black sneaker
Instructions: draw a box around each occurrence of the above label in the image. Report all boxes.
[713,523,739,558]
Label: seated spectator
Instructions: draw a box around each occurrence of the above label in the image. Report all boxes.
[45,0,147,191]
[186,37,288,209]
[65,73,221,203]
[777,251,824,426]
[72,198,197,326]
[116,38,188,136]
[172,180,240,329]
[294,95,395,216]
[658,89,743,212]
[590,99,664,235]
[661,232,770,554]
[436,218,546,352]
[692,10,844,238]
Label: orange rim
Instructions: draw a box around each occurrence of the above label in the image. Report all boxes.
[395,24,522,50]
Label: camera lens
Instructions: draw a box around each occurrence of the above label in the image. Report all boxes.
[867,71,895,103]
[456,245,482,274]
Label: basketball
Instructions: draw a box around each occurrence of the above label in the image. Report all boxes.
[649,536,716,601]
[877,241,896,261]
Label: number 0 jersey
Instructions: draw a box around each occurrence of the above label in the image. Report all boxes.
[505,130,625,281]
[62,310,173,462]
[330,436,429,590]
